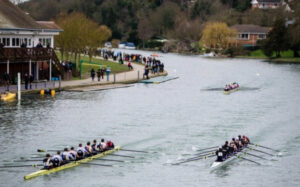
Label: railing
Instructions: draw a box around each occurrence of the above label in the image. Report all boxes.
[0,81,55,94]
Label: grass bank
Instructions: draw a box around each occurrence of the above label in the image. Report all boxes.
[238,50,300,63]
[55,51,129,76]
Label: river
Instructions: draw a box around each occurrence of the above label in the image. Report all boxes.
[0,51,300,187]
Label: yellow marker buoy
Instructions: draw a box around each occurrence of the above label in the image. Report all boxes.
[51,90,55,97]
[40,90,45,96]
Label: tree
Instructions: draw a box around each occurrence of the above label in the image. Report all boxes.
[201,22,237,50]
[55,12,111,67]
[137,14,154,48]
[190,0,212,21]
[262,18,289,58]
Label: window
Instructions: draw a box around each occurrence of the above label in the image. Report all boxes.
[239,34,249,40]
[258,34,266,39]
[3,38,10,46]
[12,38,20,47]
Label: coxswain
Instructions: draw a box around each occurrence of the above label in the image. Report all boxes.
[69,147,77,160]
[106,140,115,150]
[242,135,250,144]
[77,143,86,158]
[43,154,52,170]
[91,139,98,153]
[215,147,224,162]
[51,151,63,167]
[85,141,93,156]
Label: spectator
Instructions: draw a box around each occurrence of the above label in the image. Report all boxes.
[29,74,34,89]
[3,72,10,91]
[21,41,27,48]
[0,42,4,48]
[24,73,29,90]
[128,62,133,70]
[91,68,95,81]
[36,41,43,48]
[101,67,105,79]
[106,67,111,81]
[143,65,149,79]
[97,69,101,82]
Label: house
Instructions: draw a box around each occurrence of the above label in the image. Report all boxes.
[231,24,270,47]
[251,0,284,9]
[0,0,63,82]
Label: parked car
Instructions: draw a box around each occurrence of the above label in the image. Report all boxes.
[125,42,136,50]
[104,42,112,48]
[118,41,126,49]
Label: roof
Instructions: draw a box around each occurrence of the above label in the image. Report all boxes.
[36,21,61,30]
[231,24,270,33]
[257,0,283,3]
[0,0,61,31]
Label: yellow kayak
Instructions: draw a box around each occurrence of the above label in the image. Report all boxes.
[1,92,16,101]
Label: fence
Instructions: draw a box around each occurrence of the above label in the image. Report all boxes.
[0,81,55,94]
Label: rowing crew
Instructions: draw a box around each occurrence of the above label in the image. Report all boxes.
[224,82,239,91]
[215,135,250,162]
[43,139,115,169]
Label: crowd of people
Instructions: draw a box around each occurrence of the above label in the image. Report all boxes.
[215,135,250,162]
[43,139,115,169]
[224,82,239,91]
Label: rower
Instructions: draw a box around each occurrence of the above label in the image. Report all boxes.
[51,151,63,167]
[77,143,86,159]
[85,141,93,156]
[215,147,224,162]
[230,138,238,152]
[43,154,53,170]
[91,139,98,153]
[106,140,115,150]
[222,141,229,158]
[69,147,77,160]
[97,139,106,151]
[242,135,250,144]
[61,148,71,161]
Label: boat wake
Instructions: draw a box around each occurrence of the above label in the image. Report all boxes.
[201,87,260,91]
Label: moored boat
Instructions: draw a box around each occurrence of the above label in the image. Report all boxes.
[24,146,121,180]
[1,92,16,101]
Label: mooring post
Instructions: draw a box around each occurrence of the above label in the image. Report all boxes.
[59,75,62,91]
[17,72,21,101]
[138,70,140,81]
[113,73,116,84]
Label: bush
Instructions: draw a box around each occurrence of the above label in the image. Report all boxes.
[224,46,250,57]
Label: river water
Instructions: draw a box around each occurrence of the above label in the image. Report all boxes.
[1,51,300,187]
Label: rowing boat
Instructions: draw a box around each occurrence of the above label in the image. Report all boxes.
[224,86,239,94]
[24,146,121,180]
[211,145,246,170]
[1,92,16,101]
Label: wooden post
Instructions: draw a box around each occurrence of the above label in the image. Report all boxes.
[113,73,116,84]
[17,73,21,101]
[29,59,32,75]
[36,62,39,81]
[59,75,61,91]
[7,60,9,74]
[49,59,52,81]
[138,70,140,81]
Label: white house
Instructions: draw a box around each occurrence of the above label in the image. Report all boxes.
[0,0,61,48]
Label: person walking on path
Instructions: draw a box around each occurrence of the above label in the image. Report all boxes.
[106,67,111,81]
[91,68,95,81]
[128,62,133,70]
[97,69,101,82]
[24,73,29,90]
[29,74,34,89]
[101,67,105,79]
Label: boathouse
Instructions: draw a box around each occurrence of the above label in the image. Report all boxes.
[0,0,62,84]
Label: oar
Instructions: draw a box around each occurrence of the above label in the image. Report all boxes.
[94,158,126,163]
[250,143,280,152]
[120,149,149,153]
[243,152,269,161]
[21,156,44,160]
[236,155,261,165]
[37,149,58,153]
[195,150,216,156]
[173,155,215,165]
[196,146,218,152]
[4,159,42,163]
[80,163,114,167]
[109,154,135,158]
[247,147,275,156]
[0,164,43,168]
